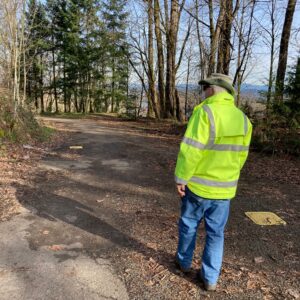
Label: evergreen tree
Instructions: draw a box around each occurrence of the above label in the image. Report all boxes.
[25,0,49,113]
[102,0,129,113]
[25,0,130,114]
[286,57,300,103]
[272,57,300,129]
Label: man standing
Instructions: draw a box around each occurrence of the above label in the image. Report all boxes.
[174,73,252,291]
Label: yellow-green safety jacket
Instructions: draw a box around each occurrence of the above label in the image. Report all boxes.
[175,91,252,200]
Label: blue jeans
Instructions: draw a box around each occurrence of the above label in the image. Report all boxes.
[176,187,230,284]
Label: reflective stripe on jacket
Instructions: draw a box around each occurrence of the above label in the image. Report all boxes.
[175,91,252,200]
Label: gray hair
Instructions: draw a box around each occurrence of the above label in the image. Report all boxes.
[211,85,228,94]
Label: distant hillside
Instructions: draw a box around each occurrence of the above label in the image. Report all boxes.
[241,84,268,97]
[176,83,268,98]
[130,82,268,99]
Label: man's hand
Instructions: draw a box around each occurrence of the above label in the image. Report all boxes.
[177,184,186,197]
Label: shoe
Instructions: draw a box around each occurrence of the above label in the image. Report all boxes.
[204,283,217,291]
[175,258,191,274]
[196,271,217,291]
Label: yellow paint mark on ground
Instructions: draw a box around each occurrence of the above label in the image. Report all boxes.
[69,146,83,149]
[245,212,286,225]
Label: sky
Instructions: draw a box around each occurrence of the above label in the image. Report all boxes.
[127,0,300,87]
[245,1,300,85]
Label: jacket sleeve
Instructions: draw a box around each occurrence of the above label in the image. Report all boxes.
[239,118,252,170]
[174,108,210,184]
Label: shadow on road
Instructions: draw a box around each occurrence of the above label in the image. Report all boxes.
[14,180,198,286]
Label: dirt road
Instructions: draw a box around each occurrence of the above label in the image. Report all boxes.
[0,116,299,299]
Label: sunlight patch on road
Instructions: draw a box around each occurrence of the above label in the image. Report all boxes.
[101,159,131,171]
[39,160,92,171]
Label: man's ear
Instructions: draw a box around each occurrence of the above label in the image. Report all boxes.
[208,87,214,97]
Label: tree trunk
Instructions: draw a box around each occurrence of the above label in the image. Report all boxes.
[175,89,183,121]
[63,53,67,113]
[74,85,79,112]
[208,1,225,75]
[40,54,44,113]
[267,0,276,110]
[111,57,115,113]
[235,0,244,107]
[23,44,26,106]
[154,0,165,117]
[196,0,206,79]
[217,0,235,74]
[185,54,191,119]
[147,0,160,118]
[51,32,58,113]
[275,0,297,103]
[165,0,183,119]
[34,64,38,111]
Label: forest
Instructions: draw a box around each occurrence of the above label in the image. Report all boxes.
[0,0,299,148]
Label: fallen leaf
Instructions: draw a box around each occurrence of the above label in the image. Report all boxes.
[144,280,155,286]
[254,256,265,264]
[247,280,257,290]
[48,245,64,251]
[287,289,300,299]
[23,144,34,150]
[146,242,158,251]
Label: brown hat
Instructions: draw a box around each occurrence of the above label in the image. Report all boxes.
[198,73,235,96]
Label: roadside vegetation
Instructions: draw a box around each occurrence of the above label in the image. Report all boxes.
[1,0,298,156]
[0,95,54,144]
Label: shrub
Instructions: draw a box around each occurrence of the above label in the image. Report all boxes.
[0,97,52,143]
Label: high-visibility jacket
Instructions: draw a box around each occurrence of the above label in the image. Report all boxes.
[175,91,252,200]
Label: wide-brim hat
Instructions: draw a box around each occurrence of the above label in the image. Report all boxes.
[199,73,236,96]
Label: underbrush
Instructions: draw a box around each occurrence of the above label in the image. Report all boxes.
[242,101,300,156]
[0,97,54,144]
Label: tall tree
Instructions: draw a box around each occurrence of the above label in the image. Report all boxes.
[26,0,49,112]
[233,0,256,106]
[217,0,239,74]
[275,0,297,103]
[147,0,160,118]
[208,0,225,75]
[165,0,185,119]
[286,56,300,102]
[103,0,129,113]
[264,0,279,109]
[154,0,165,117]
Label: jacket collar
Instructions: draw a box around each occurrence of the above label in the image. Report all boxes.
[203,92,235,105]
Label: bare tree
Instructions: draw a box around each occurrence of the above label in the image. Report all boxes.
[147,0,160,118]
[165,0,186,119]
[233,0,257,106]
[217,0,240,75]
[0,0,27,114]
[255,0,282,109]
[208,0,225,75]
[128,1,160,118]
[195,0,208,80]
[154,0,165,117]
[184,44,193,119]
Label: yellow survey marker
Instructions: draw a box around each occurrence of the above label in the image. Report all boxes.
[69,146,83,149]
[245,212,286,225]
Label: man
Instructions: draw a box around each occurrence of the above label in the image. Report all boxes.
[174,73,252,291]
